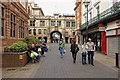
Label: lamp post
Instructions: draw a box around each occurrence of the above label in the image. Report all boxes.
[33,16,36,36]
[48,16,51,43]
[83,0,90,41]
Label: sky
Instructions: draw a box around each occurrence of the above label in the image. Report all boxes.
[34,0,76,16]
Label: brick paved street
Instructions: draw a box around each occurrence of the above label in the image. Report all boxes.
[32,43,118,78]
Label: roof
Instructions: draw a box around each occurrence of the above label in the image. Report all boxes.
[32,7,44,16]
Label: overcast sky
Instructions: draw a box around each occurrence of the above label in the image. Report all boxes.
[34,0,76,16]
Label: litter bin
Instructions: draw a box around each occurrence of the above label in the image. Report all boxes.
[115,53,119,68]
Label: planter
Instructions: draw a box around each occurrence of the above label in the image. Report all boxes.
[2,51,30,67]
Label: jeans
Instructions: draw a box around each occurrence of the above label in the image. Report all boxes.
[88,51,94,65]
[82,54,86,64]
[59,47,64,57]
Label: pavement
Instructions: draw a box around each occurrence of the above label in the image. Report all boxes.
[2,43,119,78]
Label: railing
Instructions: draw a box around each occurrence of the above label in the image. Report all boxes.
[81,2,120,30]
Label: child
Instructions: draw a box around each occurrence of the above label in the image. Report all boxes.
[81,41,88,65]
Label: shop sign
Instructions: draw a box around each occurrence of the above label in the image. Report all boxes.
[106,30,116,36]
[99,27,105,31]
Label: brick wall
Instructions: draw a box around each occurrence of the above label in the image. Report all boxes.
[0,2,29,52]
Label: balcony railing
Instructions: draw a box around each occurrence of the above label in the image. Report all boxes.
[81,2,120,30]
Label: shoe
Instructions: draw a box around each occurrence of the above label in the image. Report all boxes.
[73,60,76,63]
[61,56,63,58]
[42,55,46,57]
[91,64,94,66]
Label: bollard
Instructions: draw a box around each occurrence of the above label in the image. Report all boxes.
[115,53,119,68]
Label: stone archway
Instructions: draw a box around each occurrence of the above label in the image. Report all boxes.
[50,31,62,43]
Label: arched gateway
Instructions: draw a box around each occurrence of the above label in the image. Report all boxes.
[50,31,62,43]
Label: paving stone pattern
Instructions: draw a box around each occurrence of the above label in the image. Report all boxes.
[33,43,118,78]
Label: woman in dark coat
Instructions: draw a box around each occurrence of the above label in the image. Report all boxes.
[70,39,79,63]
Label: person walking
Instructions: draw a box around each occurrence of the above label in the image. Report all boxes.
[70,39,79,63]
[87,38,95,66]
[59,38,65,58]
[81,41,88,65]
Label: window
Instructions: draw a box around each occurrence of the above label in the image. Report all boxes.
[38,29,41,34]
[1,7,4,36]
[72,22,75,27]
[66,21,70,27]
[51,21,55,26]
[44,29,47,34]
[19,19,24,38]
[96,6,100,14]
[33,29,36,35]
[73,32,75,35]
[113,0,118,4]
[10,13,16,37]
[29,29,32,34]
[57,21,61,26]
[89,12,92,20]
[40,21,45,26]
[96,6,100,19]
[30,20,35,26]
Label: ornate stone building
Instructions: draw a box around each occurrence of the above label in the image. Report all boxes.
[29,3,76,43]
[0,0,29,51]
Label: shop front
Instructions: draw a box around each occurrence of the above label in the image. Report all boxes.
[81,24,106,54]
[106,20,120,56]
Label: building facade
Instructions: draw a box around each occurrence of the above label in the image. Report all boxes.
[80,0,120,56]
[74,0,82,44]
[0,1,29,51]
[29,3,76,43]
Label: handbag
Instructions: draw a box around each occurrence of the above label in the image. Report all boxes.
[38,48,41,52]
[75,44,79,52]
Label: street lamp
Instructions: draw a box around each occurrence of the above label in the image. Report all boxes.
[48,16,51,43]
[83,0,90,41]
[33,16,36,35]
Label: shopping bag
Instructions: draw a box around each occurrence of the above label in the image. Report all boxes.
[64,49,66,54]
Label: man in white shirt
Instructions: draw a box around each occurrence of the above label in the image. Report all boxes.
[87,38,95,66]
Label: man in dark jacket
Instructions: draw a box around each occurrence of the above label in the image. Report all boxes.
[70,39,79,63]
